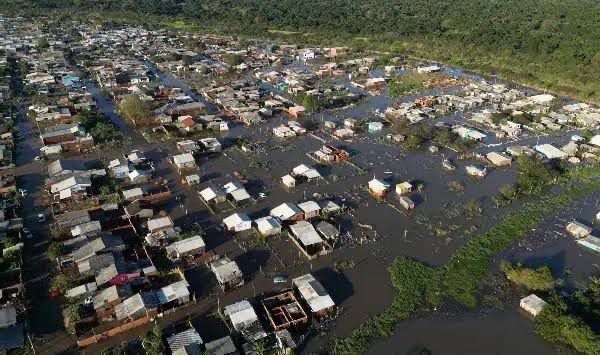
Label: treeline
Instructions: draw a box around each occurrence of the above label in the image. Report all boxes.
[3,0,600,100]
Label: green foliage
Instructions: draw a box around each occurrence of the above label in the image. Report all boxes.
[78,109,122,144]
[117,94,151,125]
[140,323,164,355]
[388,74,424,97]
[535,295,600,355]
[500,261,554,291]
[516,154,554,195]
[47,242,67,260]
[573,277,600,324]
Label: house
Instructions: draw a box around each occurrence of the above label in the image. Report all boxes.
[395,182,412,195]
[167,328,203,355]
[199,137,222,153]
[223,182,251,206]
[453,126,486,141]
[128,169,150,185]
[124,200,154,219]
[292,274,335,317]
[177,140,200,154]
[185,174,201,186]
[71,220,102,237]
[368,178,390,198]
[520,294,547,317]
[179,116,202,132]
[166,235,206,260]
[71,235,126,264]
[399,196,415,210]
[286,105,305,119]
[50,174,92,196]
[486,152,512,167]
[319,200,342,214]
[261,291,308,331]
[281,174,296,188]
[147,216,174,234]
[199,186,227,205]
[223,213,252,232]
[334,128,355,139]
[289,220,332,259]
[566,221,592,239]
[65,282,98,299]
[466,165,487,178]
[535,144,568,160]
[92,284,134,320]
[223,300,267,342]
[95,262,137,287]
[156,280,191,306]
[204,336,238,355]
[271,203,303,222]
[173,153,197,170]
[577,235,600,253]
[111,165,131,180]
[254,216,282,237]
[316,221,340,241]
[298,200,321,219]
[273,125,296,139]
[115,292,160,321]
[292,164,322,182]
[211,257,244,291]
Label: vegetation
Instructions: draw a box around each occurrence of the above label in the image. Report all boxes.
[500,261,554,291]
[333,169,600,353]
[78,109,122,145]
[47,242,67,260]
[387,74,424,98]
[140,323,164,355]
[117,94,151,125]
[535,293,600,355]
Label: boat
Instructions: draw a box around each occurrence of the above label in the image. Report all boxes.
[442,158,456,171]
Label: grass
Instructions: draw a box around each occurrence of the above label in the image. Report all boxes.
[332,169,600,354]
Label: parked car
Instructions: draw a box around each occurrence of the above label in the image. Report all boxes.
[37,213,45,223]
[22,228,32,239]
[273,275,288,284]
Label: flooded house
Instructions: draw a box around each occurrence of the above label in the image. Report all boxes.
[297,200,321,220]
[223,300,267,342]
[486,152,512,167]
[281,174,296,188]
[395,182,413,195]
[204,336,238,355]
[466,165,487,178]
[199,137,222,153]
[185,174,201,186]
[292,274,335,317]
[273,125,296,139]
[399,196,415,210]
[147,216,174,234]
[223,182,251,206]
[334,128,355,139]
[223,213,252,233]
[254,216,282,237]
[535,144,568,160]
[177,140,200,154]
[115,291,160,321]
[566,221,592,239]
[368,178,390,198]
[211,257,244,291]
[520,294,547,317]
[172,153,197,171]
[292,164,322,183]
[271,203,303,222]
[261,290,308,331]
[156,280,191,307]
[289,220,332,259]
[165,235,206,261]
[167,328,203,354]
[199,185,227,206]
[315,221,340,242]
[92,284,133,321]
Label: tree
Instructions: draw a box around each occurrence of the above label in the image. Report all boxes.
[302,94,320,111]
[48,242,67,260]
[117,95,151,125]
[516,155,553,195]
[140,323,164,355]
[36,38,50,50]
[51,274,77,293]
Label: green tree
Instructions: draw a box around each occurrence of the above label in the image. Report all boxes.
[516,155,553,195]
[48,242,67,260]
[140,323,164,355]
[117,95,151,125]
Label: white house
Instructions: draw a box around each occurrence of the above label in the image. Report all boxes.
[223,213,252,232]
[173,153,197,170]
[254,216,282,236]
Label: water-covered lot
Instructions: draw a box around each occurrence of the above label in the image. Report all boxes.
[81,59,597,353]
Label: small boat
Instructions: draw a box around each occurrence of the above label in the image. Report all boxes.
[442,159,456,171]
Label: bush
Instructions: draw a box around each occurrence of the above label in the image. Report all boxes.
[500,261,554,291]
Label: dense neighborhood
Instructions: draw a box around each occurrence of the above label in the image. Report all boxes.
[0,13,600,355]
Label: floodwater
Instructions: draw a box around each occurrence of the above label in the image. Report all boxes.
[114,61,593,354]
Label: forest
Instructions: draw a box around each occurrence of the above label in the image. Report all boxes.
[3,0,600,101]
